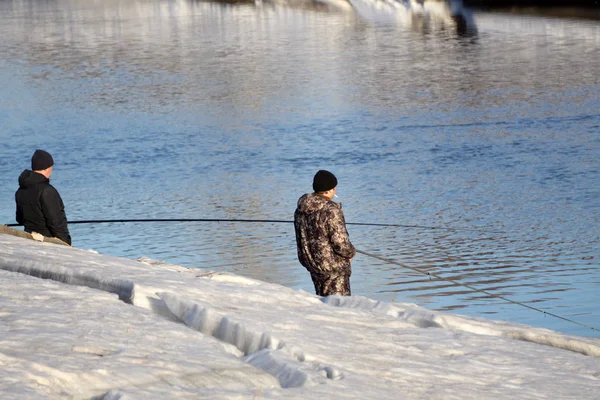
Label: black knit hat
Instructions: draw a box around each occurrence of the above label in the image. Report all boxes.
[31,149,54,171]
[313,170,338,192]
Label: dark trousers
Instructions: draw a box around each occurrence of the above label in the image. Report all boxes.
[310,272,351,297]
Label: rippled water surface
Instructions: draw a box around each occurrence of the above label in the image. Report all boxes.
[1,0,599,337]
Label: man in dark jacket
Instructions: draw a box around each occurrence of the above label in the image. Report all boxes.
[294,170,356,296]
[15,149,71,245]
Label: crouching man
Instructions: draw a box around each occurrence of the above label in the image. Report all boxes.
[15,149,72,245]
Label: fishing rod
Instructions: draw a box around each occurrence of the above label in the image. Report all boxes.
[4,218,504,234]
[355,249,600,334]
[5,218,595,333]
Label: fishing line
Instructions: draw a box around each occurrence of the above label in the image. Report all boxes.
[4,218,503,234]
[356,249,600,333]
[4,218,595,332]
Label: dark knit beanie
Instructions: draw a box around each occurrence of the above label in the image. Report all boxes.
[313,170,338,192]
[31,149,54,171]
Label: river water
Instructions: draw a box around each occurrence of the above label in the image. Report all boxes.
[1,0,599,338]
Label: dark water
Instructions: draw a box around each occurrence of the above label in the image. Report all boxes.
[1,0,599,338]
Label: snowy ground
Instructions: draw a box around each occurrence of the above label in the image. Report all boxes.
[1,234,600,399]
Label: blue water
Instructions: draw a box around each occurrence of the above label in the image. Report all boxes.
[1,0,599,338]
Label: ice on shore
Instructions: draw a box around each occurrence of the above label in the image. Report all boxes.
[1,234,599,399]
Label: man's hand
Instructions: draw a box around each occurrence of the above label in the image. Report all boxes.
[31,232,44,242]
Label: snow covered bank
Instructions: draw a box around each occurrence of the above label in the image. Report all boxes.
[1,234,599,399]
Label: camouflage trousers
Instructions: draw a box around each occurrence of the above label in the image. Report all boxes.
[309,271,351,297]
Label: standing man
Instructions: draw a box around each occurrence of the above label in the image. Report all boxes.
[294,170,356,296]
[15,149,72,245]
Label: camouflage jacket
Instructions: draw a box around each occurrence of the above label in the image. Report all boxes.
[294,193,356,276]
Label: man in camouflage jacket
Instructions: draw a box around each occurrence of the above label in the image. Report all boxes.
[294,170,356,296]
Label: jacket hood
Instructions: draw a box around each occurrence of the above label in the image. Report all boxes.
[18,170,49,188]
[296,193,339,214]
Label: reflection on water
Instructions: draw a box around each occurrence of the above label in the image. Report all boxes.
[0,0,599,338]
[347,0,477,35]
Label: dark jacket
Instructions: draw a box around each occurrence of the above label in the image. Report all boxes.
[294,193,355,277]
[15,170,71,245]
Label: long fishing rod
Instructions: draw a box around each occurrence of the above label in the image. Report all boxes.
[5,218,594,332]
[4,218,504,234]
[355,249,600,334]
